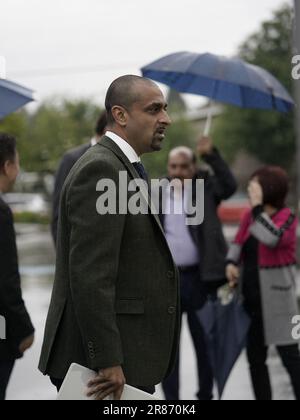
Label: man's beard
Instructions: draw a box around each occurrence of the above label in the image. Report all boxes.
[150,136,164,151]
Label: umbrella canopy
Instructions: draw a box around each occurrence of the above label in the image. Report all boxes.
[142,52,294,112]
[197,287,251,399]
[0,78,35,119]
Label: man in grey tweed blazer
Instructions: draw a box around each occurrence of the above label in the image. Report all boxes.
[39,75,180,400]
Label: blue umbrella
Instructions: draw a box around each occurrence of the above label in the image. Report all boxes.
[141,52,294,113]
[0,78,35,119]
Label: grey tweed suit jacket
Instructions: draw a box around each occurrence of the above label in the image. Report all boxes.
[39,136,180,387]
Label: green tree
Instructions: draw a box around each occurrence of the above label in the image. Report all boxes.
[0,96,195,178]
[213,3,295,171]
[1,98,102,172]
[0,111,28,142]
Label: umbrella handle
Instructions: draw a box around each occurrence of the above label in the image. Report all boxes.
[203,103,213,137]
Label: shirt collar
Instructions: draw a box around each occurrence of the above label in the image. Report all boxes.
[90,137,98,147]
[105,131,141,164]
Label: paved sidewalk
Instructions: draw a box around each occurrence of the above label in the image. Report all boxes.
[6,281,295,400]
[5,225,297,400]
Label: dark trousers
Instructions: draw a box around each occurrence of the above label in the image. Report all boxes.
[0,360,15,400]
[247,311,300,400]
[162,266,213,401]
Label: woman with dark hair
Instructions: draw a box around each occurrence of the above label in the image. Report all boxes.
[226,166,300,400]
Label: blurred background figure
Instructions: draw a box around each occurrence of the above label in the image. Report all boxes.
[226,166,300,400]
[0,133,35,400]
[160,136,237,400]
[51,111,107,245]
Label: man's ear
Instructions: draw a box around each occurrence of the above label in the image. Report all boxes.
[2,160,10,176]
[111,106,128,127]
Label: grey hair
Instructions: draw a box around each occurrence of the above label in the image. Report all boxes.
[168,146,196,163]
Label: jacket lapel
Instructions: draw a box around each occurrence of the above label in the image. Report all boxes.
[99,136,165,236]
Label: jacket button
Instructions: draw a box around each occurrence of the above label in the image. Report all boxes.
[167,271,174,279]
[168,306,176,315]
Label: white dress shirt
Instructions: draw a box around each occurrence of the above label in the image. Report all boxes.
[105,131,141,164]
[90,137,98,147]
[164,187,199,267]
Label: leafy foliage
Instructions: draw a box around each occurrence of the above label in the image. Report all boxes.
[212,4,295,172]
[0,98,102,172]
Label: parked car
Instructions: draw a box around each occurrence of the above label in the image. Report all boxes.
[218,193,250,224]
[3,193,50,216]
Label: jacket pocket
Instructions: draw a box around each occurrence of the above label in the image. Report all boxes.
[115,299,144,315]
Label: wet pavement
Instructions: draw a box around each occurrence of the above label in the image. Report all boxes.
[5,224,298,400]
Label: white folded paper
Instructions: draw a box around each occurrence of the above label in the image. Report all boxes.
[57,363,160,401]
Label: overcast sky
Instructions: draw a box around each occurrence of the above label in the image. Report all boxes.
[0,0,292,109]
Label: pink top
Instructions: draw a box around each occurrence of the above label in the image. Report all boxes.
[234,208,298,268]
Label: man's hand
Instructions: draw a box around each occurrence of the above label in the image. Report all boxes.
[226,264,240,288]
[19,334,34,354]
[197,136,214,157]
[248,180,263,208]
[87,366,126,400]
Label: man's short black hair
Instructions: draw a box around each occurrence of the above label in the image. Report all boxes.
[105,75,155,125]
[95,110,108,136]
[0,133,17,171]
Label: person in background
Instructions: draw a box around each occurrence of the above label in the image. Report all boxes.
[0,133,35,400]
[161,136,237,400]
[51,111,107,244]
[226,166,300,400]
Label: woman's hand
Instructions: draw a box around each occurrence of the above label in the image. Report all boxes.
[248,180,263,208]
[226,264,240,288]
